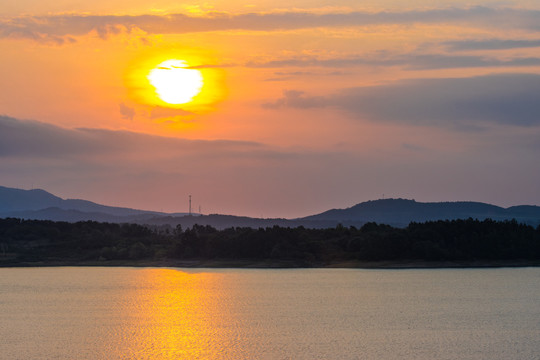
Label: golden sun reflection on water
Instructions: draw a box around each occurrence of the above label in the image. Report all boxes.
[2,268,539,360]
[113,269,231,360]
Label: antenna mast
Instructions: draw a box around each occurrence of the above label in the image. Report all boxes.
[189,195,192,216]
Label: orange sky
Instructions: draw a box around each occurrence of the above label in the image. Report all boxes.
[1,0,540,217]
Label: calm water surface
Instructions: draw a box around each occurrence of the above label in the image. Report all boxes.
[0,267,539,359]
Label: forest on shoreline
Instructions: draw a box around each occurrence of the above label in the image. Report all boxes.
[1,217,539,267]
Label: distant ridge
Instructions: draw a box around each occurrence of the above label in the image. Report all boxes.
[0,187,63,212]
[0,185,184,221]
[1,186,539,228]
[300,198,520,226]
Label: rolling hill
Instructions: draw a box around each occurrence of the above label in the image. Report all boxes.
[1,186,539,228]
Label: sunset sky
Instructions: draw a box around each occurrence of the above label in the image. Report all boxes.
[1,0,540,218]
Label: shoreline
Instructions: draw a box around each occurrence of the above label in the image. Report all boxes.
[1,259,539,269]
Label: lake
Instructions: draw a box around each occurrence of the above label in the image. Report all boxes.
[0,267,539,359]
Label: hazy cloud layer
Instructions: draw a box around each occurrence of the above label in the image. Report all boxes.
[265,74,540,128]
[443,39,540,51]
[0,116,100,157]
[2,115,539,216]
[2,7,540,42]
[248,53,540,70]
[0,116,262,159]
[0,116,371,216]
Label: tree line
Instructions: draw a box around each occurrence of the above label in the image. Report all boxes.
[1,217,539,265]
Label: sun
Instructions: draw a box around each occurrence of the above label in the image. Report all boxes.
[125,50,226,113]
[147,60,203,105]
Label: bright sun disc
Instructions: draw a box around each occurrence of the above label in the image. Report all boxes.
[147,60,203,105]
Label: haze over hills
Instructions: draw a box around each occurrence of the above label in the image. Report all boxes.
[1,185,539,229]
[0,186,186,223]
[303,199,540,226]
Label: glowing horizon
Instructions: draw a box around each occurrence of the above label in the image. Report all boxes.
[1,0,539,218]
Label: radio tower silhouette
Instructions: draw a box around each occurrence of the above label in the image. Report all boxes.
[189,195,192,216]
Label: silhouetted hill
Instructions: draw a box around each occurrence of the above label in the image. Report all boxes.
[4,207,172,224]
[301,198,540,227]
[143,214,328,230]
[506,205,540,217]
[0,186,183,221]
[1,186,539,228]
[0,186,318,228]
[0,186,63,212]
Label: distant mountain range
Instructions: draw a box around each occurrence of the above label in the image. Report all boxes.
[0,186,185,223]
[1,185,539,229]
[303,198,540,227]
